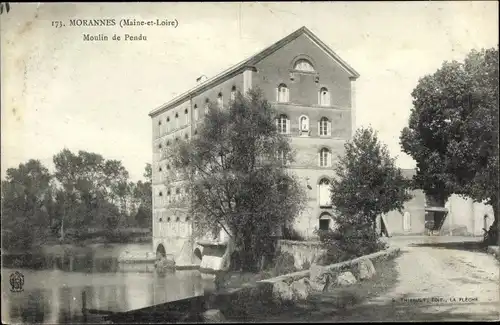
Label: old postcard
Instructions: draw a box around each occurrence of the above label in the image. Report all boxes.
[1,2,499,323]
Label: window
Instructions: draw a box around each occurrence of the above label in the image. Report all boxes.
[185,134,189,140]
[175,113,179,129]
[176,217,180,222]
[205,99,209,114]
[166,117,170,132]
[276,114,289,134]
[186,217,191,222]
[294,59,314,72]
[217,93,223,109]
[319,148,331,167]
[299,115,309,132]
[277,84,289,103]
[277,150,287,165]
[230,86,237,101]
[184,108,189,124]
[159,166,162,172]
[167,140,171,146]
[319,218,330,231]
[319,117,331,136]
[319,87,330,106]
[158,143,162,149]
[318,178,332,207]
[194,104,199,121]
[403,212,411,231]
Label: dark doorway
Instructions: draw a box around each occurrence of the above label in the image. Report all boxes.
[319,219,330,231]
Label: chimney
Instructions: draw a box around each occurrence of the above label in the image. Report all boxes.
[196,75,208,83]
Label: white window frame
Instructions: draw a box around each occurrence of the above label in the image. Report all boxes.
[318,117,331,137]
[299,115,309,132]
[276,84,289,103]
[319,87,331,106]
[276,114,289,134]
[294,59,315,72]
[319,148,331,167]
[318,178,332,207]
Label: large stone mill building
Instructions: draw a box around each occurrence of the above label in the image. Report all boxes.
[148,26,359,265]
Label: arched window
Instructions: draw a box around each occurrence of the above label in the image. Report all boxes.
[175,112,179,129]
[204,98,209,114]
[299,115,309,132]
[194,104,199,121]
[294,59,315,72]
[184,108,189,124]
[217,93,223,109]
[276,114,289,134]
[318,178,332,207]
[230,86,237,101]
[319,87,330,106]
[166,117,170,132]
[319,148,331,167]
[319,117,331,136]
[277,84,289,103]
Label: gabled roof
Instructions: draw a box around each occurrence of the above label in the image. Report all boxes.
[149,26,360,117]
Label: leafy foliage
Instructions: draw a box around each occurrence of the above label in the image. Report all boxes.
[165,89,307,271]
[1,160,53,250]
[400,47,499,244]
[318,127,411,262]
[1,151,152,251]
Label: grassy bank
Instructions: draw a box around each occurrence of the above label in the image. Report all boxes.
[231,258,399,322]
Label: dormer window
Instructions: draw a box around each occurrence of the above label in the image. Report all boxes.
[294,59,314,72]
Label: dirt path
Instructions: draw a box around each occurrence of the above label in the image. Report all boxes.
[340,236,499,321]
[261,236,499,322]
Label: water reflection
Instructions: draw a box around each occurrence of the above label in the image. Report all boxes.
[2,246,214,324]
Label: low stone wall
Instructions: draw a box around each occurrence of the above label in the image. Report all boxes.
[260,246,400,286]
[277,240,327,270]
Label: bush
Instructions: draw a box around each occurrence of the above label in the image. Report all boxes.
[316,215,387,265]
[282,227,305,241]
[271,251,297,276]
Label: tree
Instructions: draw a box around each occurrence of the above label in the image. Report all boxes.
[165,89,307,271]
[133,164,153,229]
[400,47,499,243]
[1,160,53,251]
[323,127,412,261]
[52,149,131,232]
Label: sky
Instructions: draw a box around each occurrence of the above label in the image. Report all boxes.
[1,2,498,182]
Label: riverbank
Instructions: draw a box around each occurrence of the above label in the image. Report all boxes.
[225,258,399,322]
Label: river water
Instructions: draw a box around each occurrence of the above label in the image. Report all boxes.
[1,243,214,324]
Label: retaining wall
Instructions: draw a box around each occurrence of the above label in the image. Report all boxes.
[277,240,326,270]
